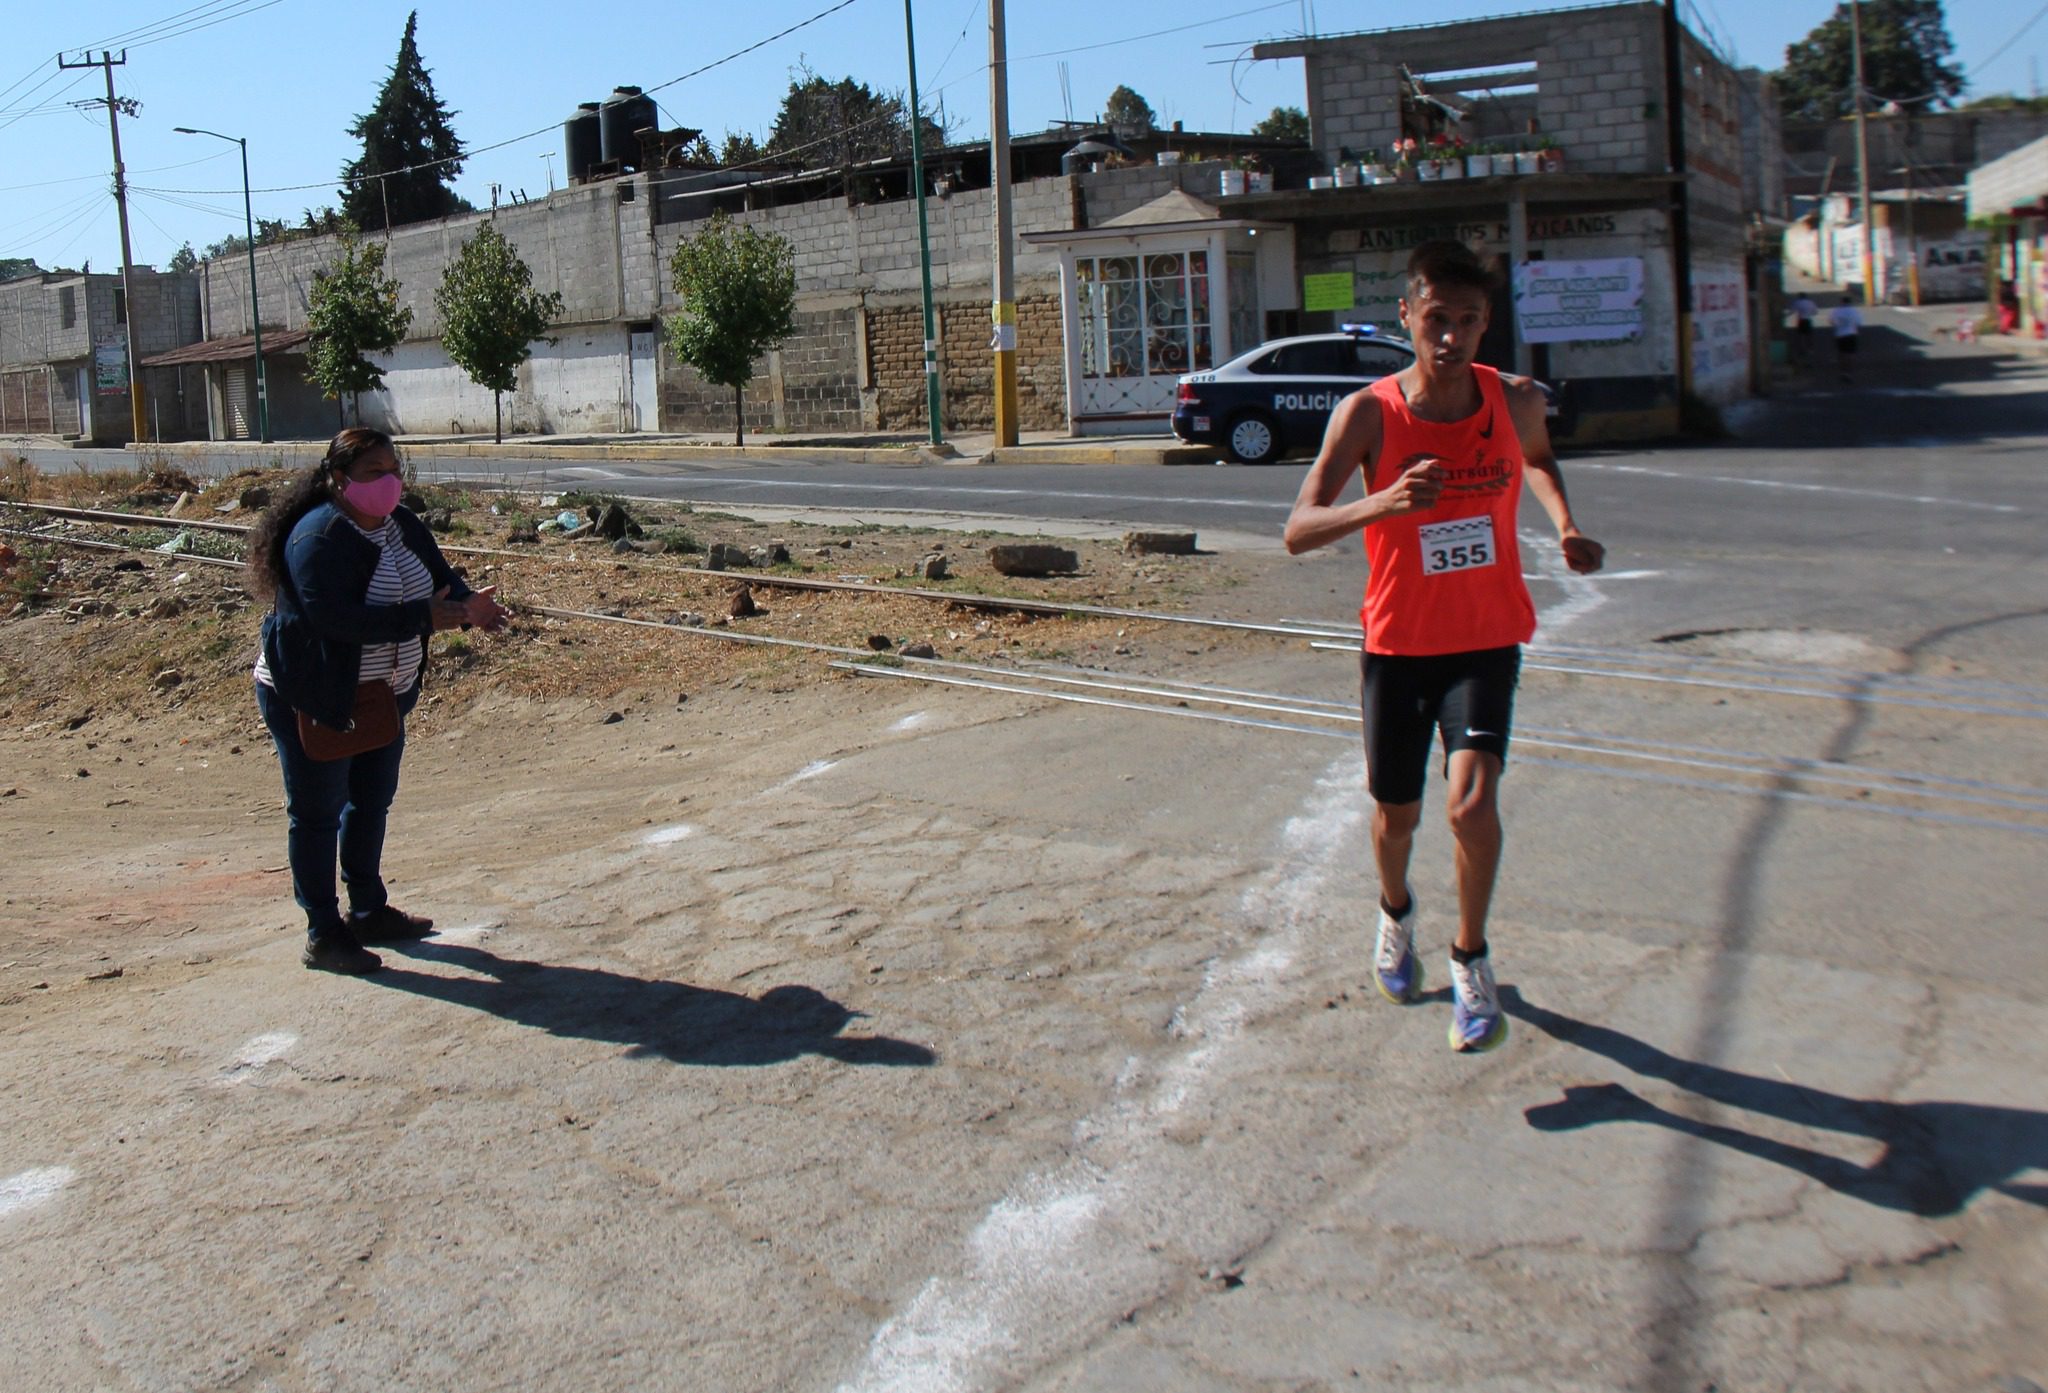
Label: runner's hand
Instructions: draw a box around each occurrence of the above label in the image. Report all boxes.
[1377,459,1446,515]
[464,585,511,633]
[1561,531,1604,574]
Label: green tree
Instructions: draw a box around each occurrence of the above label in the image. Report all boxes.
[167,244,199,274]
[1253,105,1310,142]
[340,11,469,230]
[720,130,763,167]
[765,64,942,167]
[665,212,796,446]
[307,235,413,427]
[682,134,718,166]
[434,222,565,443]
[0,258,41,283]
[1777,0,1963,121]
[1104,85,1156,135]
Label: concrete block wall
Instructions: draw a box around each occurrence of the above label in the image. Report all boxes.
[0,278,80,368]
[1276,4,1670,177]
[658,304,864,436]
[1076,162,1230,225]
[201,179,663,342]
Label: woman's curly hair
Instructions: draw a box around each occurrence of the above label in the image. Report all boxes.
[245,427,395,601]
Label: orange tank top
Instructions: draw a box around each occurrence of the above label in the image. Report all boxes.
[1359,364,1536,656]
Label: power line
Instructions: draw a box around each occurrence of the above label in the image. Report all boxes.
[129,0,873,198]
[1971,0,2048,80]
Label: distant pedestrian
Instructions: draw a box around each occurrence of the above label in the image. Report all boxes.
[247,428,510,974]
[1284,241,1604,1054]
[1790,293,1817,366]
[1830,298,1863,383]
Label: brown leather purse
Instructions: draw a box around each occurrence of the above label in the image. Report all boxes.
[296,682,401,761]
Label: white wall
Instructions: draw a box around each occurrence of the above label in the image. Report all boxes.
[1689,257,1751,403]
[358,326,630,436]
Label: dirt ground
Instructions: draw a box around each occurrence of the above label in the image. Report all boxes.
[0,463,1276,995]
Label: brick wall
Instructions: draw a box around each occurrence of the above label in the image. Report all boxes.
[866,293,1063,433]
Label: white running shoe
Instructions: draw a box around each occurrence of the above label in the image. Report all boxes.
[1448,951,1507,1053]
[1373,892,1421,1004]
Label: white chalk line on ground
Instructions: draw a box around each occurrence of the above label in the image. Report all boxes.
[834,762,1365,1393]
[0,1166,77,1219]
[212,1031,297,1087]
[642,823,697,846]
[838,559,1610,1391]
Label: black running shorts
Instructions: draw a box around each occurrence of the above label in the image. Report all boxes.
[1360,645,1522,805]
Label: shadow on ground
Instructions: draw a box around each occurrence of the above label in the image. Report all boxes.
[371,939,937,1068]
[1510,989,2047,1218]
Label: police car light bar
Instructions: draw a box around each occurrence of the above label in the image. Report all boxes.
[1339,322,1377,337]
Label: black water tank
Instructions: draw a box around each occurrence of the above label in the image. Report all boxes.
[600,86,658,168]
[565,102,602,182]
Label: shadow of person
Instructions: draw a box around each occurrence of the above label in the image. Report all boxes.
[370,940,936,1069]
[1508,989,2046,1218]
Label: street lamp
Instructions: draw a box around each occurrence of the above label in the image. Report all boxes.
[173,125,268,442]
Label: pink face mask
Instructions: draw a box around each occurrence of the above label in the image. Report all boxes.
[340,471,403,520]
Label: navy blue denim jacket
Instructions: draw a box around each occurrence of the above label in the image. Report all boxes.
[260,501,472,729]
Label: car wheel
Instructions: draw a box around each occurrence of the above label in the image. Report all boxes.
[1223,411,1282,464]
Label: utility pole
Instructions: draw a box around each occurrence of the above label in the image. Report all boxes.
[62,50,148,443]
[174,126,267,441]
[1849,0,1877,306]
[904,0,944,445]
[1660,1,1694,395]
[989,0,1020,447]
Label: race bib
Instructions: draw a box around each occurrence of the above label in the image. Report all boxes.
[1418,516,1497,576]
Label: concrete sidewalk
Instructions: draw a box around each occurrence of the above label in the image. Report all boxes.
[101,427,1224,468]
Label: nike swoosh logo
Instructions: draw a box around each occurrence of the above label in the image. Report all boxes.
[1465,728,1500,740]
[1477,407,1494,439]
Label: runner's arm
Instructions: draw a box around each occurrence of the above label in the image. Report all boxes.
[1284,391,1440,553]
[1505,376,1604,575]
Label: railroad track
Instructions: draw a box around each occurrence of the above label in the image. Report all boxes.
[9,500,2046,838]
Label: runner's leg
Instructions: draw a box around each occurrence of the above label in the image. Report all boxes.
[1444,750,1504,953]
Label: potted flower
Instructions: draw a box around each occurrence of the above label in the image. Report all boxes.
[1429,133,1466,180]
[1466,142,1494,178]
[1535,135,1564,174]
[1245,155,1274,194]
[1513,143,1542,175]
[1220,156,1250,196]
[1393,137,1419,182]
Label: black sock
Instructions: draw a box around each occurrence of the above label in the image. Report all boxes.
[1381,890,1411,918]
[1451,942,1487,965]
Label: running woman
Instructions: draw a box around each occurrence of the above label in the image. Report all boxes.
[1284,241,1604,1052]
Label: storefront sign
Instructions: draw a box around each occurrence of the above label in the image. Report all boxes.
[1513,258,1645,343]
[93,342,128,396]
[1302,272,1355,311]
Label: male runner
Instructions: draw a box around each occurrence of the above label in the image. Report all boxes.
[1284,241,1604,1052]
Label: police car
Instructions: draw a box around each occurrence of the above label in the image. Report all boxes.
[1170,325,1568,464]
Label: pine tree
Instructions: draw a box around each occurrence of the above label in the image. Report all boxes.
[435,222,564,444]
[666,213,796,446]
[307,235,414,426]
[339,11,469,230]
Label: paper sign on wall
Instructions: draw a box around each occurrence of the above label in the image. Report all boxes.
[1513,258,1644,343]
[93,342,128,395]
[1302,272,1356,312]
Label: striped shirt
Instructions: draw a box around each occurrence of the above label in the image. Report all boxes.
[254,515,432,693]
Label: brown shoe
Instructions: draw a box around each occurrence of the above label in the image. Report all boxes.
[352,905,435,942]
[303,931,382,975]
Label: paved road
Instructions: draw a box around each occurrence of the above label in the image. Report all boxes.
[5,312,2045,1391]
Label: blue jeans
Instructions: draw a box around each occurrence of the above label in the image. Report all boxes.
[255,680,420,939]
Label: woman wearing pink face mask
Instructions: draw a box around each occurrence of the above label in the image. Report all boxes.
[248,428,510,974]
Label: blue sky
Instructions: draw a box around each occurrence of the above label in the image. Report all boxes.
[0,0,2030,276]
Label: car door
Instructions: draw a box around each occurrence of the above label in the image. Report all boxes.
[1258,340,1353,440]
